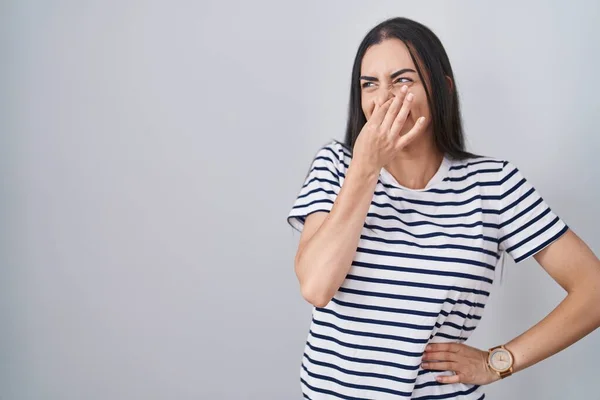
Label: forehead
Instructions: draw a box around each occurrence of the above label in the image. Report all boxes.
[360,38,415,75]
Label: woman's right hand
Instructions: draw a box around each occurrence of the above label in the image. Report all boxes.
[352,88,427,174]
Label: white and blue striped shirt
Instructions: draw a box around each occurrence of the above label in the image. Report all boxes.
[287,140,567,400]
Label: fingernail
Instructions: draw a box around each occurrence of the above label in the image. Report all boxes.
[401,85,408,93]
[407,93,414,101]
[419,117,426,124]
[421,363,428,368]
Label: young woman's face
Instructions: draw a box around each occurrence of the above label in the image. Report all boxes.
[360,38,432,135]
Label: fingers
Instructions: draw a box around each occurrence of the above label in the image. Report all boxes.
[368,97,394,126]
[425,343,461,353]
[422,351,457,362]
[421,361,456,371]
[389,91,415,136]
[436,374,461,384]
[380,85,409,131]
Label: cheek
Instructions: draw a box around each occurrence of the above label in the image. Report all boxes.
[361,99,374,120]
[413,97,431,119]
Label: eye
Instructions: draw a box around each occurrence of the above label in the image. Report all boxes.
[361,81,375,88]
[394,77,412,84]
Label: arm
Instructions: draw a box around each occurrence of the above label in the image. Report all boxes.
[423,229,600,385]
[505,229,600,373]
[295,87,426,307]
[295,163,379,307]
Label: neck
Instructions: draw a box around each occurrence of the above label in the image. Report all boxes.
[383,135,444,190]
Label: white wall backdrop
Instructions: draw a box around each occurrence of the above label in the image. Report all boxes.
[1,1,599,399]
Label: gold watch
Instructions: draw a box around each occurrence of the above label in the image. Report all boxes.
[487,345,514,379]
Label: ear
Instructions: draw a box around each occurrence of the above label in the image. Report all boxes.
[445,75,454,92]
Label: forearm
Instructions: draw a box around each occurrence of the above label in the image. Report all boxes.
[296,161,379,307]
[505,285,600,374]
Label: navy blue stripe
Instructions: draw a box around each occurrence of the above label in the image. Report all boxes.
[356,246,497,270]
[338,287,486,309]
[320,144,346,161]
[301,362,413,397]
[411,383,480,399]
[304,178,534,226]
[444,168,503,182]
[367,211,499,230]
[292,198,334,210]
[413,380,485,399]
[296,186,337,201]
[498,195,543,229]
[500,175,526,199]
[312,318,430,344]
[499,207,551,245]
[359,233,499,259]
[352,260,494,284]
[379,178,496,194]
[337,144,352,159]
[309,329,423,358]
[372,171,521,207]
[414,380,444,390]
[331,297,440,318]
[370,200,499,220]
[331,297,483,322]
[431,332,467,341]
[373,190,483,208]
[300,377,368,400]
[305,344,418,377]
[449,159,504,170]
[440,308,482,321]
[302,176,339,189]
[435,320,477,332]
[431,167,517,195]
[506,216,560,254]
[362,223,499,245]
[316,307,434,331]
[345,274,491,297]
[313,155,336,166]
[379,166,514,195]
[424,180,499,194]
[310,165,339,177]
[514,223,568,263]
[303,353,414,384]
[498,186,535,215]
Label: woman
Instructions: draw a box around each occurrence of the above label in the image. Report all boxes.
[287,17,600,399]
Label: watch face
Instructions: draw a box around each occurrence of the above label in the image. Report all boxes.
[489,349,513,372]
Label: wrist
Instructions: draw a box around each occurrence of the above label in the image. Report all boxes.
[486,344,515,380]
[347,159,380,182]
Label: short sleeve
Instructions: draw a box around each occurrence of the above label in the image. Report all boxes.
[497,161,569,263]
[287,141,343,232]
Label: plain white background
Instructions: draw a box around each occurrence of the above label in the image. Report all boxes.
[1,1,599,399]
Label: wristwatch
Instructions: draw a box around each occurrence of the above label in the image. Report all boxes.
[487,345,514,379]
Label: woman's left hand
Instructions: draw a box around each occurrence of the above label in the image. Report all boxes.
[421,343,501,385]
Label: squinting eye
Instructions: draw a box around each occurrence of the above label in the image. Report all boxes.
[395,77,412,84]
[361,82,375,88]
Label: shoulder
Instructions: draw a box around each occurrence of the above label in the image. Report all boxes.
[445,154,508,180]
[312,139,351,170]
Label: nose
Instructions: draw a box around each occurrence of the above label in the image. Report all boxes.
[375,87,395,106]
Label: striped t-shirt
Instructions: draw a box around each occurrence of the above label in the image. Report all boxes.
[287,140,568,400]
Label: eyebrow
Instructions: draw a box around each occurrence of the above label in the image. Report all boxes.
[360,68,416,81]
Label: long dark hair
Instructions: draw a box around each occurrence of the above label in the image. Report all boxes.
[344,17,477,160]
